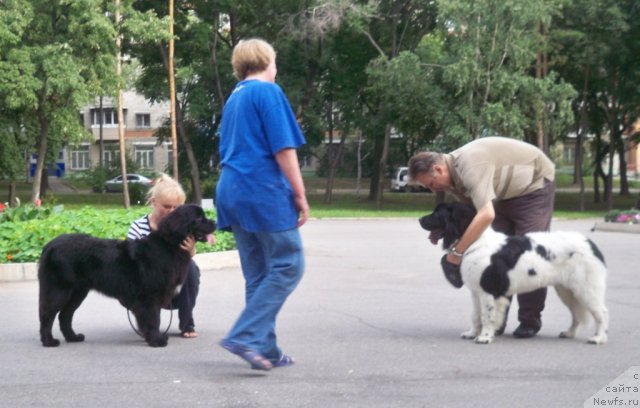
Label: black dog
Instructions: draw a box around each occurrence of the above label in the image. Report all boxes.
[38,204,216,348]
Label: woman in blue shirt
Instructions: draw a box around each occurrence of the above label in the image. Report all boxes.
[216,38,309,371]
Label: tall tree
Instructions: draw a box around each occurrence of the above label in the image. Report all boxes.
[552,0,640,210]
[0,0,116,204]
[437,0,573,146]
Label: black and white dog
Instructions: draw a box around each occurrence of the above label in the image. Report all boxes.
[419,202,608,345]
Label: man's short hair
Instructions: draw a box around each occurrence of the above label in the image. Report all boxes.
[408,152,443,180]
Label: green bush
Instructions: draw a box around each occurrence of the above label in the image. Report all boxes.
[85,165,117,193]
[129,183,151,205]
[0,205,235,264]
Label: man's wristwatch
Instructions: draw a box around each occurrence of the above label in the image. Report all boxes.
[448,246,464,258]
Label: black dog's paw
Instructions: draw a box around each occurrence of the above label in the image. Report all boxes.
[440,255,463,289]
[65,333,85,343]
[41,337,61,347]
[147,334,169,347]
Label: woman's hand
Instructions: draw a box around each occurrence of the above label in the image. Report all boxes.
[180,235,196,257]
[275,148,310,227]
[294,194,310,227]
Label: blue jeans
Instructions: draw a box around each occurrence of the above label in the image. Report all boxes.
[165,261,200,333]
[225,225,305,361]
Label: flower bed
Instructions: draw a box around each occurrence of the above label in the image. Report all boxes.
[604,209,640,224]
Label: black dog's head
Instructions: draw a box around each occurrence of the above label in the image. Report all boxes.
[419,202,476,249]
[158,204,216,245]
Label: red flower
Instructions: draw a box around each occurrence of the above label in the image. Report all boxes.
[0,202,5,212]
[7,254,13,261]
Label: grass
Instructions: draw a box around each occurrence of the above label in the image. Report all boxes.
[1,176,639,219]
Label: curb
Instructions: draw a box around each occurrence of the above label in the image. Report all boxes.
[0,250,241,283]
[591,222,640,234]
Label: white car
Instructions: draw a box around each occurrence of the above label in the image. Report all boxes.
[390,167,410,192]
[104,174,154,192]
[390,167,430,193]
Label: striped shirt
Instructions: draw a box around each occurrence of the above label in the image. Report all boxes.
[127,215,152,240]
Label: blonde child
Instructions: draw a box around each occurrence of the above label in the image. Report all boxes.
[127,174,201,338]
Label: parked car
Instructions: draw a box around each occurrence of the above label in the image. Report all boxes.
[390,167,430,193]
[104,174,154,193]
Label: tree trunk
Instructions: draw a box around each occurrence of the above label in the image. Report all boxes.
[324,133,347,205]
[606,137,614,210]
[617,135,629,195]
[168,0,179,179]
[31,105,48,204]
[575,117,586,212]
[375,124,392,209]
[8,181,17,207]
[176,103,202,204]
[159,44,202,203]
[355,131,368,196]
[574,66,590,212]
[593,139,607,204]
[368,131,384,201]
[99,96,104,168]
[116,0,130,209]
[209,10,226,108]
[39,170,50,199]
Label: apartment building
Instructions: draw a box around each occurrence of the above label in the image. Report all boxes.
[60,91,172,176]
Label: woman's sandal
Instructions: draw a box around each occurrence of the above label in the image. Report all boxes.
[273,354,295,368]
[181,331,199,338]
[219,340,273,371]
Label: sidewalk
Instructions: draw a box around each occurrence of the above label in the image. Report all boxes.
[0,250,240,282]
[1,218,639,407]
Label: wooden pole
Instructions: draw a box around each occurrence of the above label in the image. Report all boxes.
[116,0,130,208]
[169,0,178,179]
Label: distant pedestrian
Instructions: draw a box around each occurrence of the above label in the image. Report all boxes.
[409,137,556,338]
[215,38,308,370]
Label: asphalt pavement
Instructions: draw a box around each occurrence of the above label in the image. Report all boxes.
[1,218,639,408]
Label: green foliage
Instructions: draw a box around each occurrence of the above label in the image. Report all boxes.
[0,205,235,264]
[86,165,118,193]
[366,51,445,149]
[438,0,573,139]
[0,203,63,223]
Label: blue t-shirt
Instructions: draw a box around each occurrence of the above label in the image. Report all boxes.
[216,79,306,232]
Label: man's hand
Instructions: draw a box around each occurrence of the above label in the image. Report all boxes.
[446,252,462,265]
[440,255,463,289]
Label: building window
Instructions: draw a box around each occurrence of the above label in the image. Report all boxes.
[300,154,313,168]
[136,113,151,128]
[166,143,173,170]
[102,145,119,168]
[90,108,127,127]
[563,146,575,165]
[135,144,154,169]
[70,145,91,170]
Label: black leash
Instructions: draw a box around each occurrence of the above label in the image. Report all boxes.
[126,304,173,339]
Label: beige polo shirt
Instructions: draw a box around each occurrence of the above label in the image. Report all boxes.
[444,137,555,209]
